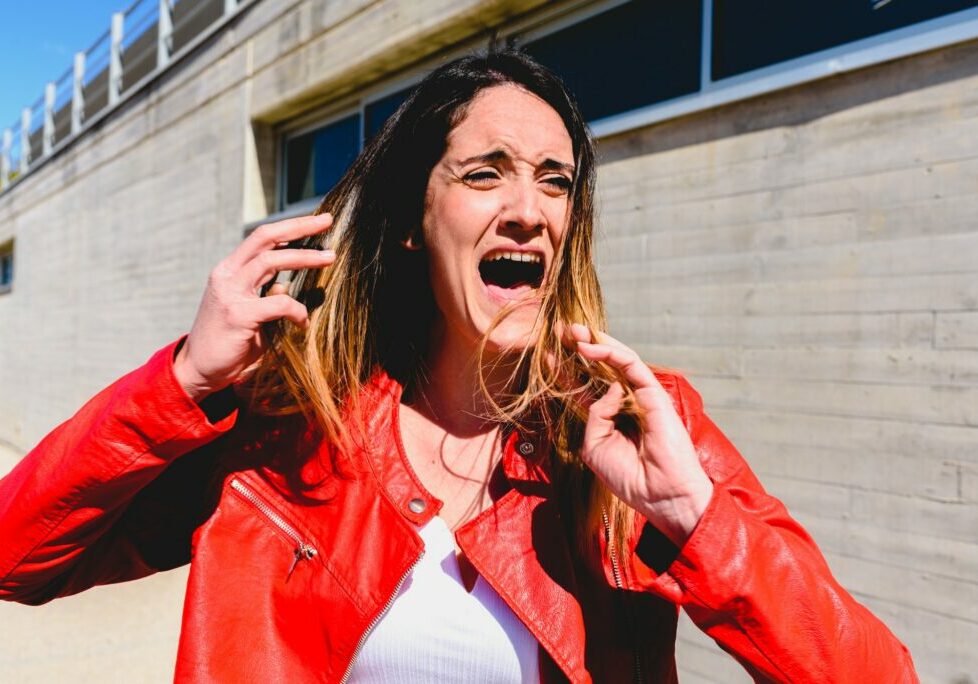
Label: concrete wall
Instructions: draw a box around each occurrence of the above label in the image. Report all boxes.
[596,38,978,684]
[0,0,976,681]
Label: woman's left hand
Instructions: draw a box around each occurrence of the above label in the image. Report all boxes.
[571,324,714,547]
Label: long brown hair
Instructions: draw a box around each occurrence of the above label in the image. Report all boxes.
[250,50,635,555]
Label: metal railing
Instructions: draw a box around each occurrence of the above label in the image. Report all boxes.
[0,0,248,194]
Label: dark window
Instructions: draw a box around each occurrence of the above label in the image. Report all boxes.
[280,86,415,209]
[521,0,702,122]
[713,0,978,80]
[282,113,360,207]
[364,87,414,140]
[0,242,13,293]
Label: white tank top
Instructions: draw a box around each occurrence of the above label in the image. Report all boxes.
[345,516,540,682]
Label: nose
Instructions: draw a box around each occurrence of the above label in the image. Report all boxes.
[500,179,546,234]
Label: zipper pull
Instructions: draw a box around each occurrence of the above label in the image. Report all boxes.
[287,542,318,580]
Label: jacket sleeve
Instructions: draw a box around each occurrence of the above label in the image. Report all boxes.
[0,339,238,605]
[626,373,919,683]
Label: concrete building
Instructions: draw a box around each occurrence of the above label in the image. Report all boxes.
[1,0,977,681]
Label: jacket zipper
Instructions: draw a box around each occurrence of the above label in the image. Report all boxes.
[229,478,318,580]
[339,551,424,684]
[602,509,644,684]
[602,509,623,589]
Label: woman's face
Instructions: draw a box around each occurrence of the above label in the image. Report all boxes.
[422,84,575,355]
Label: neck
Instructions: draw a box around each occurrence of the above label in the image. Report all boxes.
[411,323,518,438]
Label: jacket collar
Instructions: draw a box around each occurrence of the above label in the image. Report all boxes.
[352,369,554,522]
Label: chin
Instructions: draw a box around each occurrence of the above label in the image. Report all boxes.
[478,311,543,356]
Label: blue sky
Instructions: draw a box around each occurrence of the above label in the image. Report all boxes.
[0,1,128,130]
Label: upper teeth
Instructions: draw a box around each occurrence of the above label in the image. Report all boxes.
[484,252,542,264]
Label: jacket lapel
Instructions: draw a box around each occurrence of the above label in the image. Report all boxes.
[456,434,591,684]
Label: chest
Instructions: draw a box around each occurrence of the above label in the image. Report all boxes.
[396,405,503,530]
[345,516,539,683]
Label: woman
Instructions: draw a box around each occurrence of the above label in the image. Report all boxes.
[0,51,916,682]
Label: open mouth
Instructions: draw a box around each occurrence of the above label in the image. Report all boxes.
[478,251,545,292]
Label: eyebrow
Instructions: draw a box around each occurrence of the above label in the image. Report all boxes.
[458,149,576,175]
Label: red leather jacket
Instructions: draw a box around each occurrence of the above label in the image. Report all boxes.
[0,341,918,683]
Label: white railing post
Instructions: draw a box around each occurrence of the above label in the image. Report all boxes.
[158,0,173,69]
[109,12,124,106]
[72,52,85,134]
[43,83,56,156]
[20,109,31,173]
[1,129,11,189]
[224,0,238,16]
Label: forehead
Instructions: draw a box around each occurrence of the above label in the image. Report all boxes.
[445,84,574,161]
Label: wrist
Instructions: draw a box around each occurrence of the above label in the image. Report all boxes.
[172,344,216,403]
[647,478,714,548]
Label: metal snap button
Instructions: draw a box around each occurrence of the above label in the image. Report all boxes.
[408,497,427,514]
[518,441,534,456]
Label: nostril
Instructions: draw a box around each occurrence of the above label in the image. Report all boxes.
[504,215,545,232]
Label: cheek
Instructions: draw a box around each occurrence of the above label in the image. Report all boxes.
[423,191,497,266]
[422,206,471,315]
[547,201,571,248]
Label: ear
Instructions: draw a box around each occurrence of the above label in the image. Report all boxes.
[401,229,423,251]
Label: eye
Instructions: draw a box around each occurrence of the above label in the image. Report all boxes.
[543,176,572,193]
[463,170,500,186]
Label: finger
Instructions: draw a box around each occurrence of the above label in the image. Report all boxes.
[245,248,336,289]
[552,322,595,349]
[583,382,626,451]
[570,322,592,342]
[544,325,584,391]
[585,331,673,399]
[548,323,603,405]
[264,282,290,296]
[576,340,657,390]
[232,213,334,268]
[249,294,310,328]
[589,381,625,422]
[589,329,634,354]
[543,348,587,401]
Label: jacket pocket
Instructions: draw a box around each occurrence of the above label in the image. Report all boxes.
[227,477,319,581]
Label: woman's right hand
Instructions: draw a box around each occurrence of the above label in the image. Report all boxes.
[173,213,336,402]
